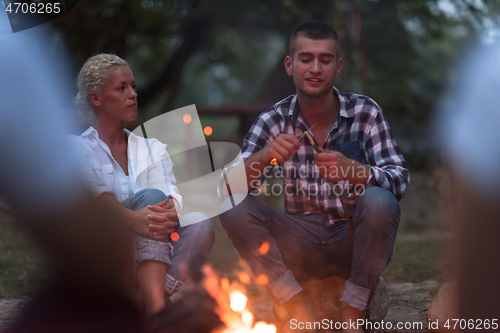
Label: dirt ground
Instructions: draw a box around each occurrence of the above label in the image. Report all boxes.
[0,298,28,332]
[0,280,439,332]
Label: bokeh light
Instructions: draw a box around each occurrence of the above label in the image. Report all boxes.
[256,274,269,285]
[170,232,179,242]
[238,272,251,284]
[258,241,270,255]
[183,114,192,123]
[204,126,213,136]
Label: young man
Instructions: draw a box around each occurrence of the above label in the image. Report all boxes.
[219,21,409,332]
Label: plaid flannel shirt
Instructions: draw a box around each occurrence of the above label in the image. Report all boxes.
[221,86,409,225]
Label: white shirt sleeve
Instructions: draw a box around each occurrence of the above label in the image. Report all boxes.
[132,137,183,211]
[66,135,118,200]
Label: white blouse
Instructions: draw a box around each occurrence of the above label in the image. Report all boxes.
[68,127,182,210]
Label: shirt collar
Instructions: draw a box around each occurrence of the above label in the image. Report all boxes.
[82,126,137,143]
[283,86,355,130]
[124,128,134,143]
[287,86,355,122]
[81,126,99,138]
[334,86,355,119]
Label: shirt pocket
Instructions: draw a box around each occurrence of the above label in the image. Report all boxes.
[101,164,114,189]
[333,141,366,164]
[90,159,114,188]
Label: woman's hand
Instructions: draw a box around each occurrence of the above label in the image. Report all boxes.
[147,198,179,238]
[127,197,179,240]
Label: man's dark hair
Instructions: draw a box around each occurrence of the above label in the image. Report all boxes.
[289,21,340,58]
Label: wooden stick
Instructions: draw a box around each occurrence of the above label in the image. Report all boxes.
[305,131,355,238]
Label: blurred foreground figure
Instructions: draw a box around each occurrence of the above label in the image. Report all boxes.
[0,15,143,333]
[0,16,220,333]
[436,41,500,329]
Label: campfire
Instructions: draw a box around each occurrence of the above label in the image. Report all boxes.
[202,260,277,333]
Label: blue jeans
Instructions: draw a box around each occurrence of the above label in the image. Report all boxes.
[121,189,215,296]
[219,186,400,311]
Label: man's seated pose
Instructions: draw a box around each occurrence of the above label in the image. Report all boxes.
[219,21,409,332]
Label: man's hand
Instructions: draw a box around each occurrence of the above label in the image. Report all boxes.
[237,132,302,193]
[222,131,303,197]
[258,133,301,166]
[315,149,370,185]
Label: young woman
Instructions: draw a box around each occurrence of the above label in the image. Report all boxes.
[69,54,214,316]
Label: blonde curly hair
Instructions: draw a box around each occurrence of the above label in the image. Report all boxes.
[74,53,129,124]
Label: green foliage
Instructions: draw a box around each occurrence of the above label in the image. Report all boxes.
[49,0,499,136]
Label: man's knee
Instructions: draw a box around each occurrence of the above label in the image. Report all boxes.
[218,194,259,230]
[183,213,214,236]
[354,187,400,228]
[180,213,215,248]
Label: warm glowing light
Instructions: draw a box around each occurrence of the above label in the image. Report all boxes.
[204,126,213,136]
[253,322,277,333]
[201,264,278,333]
[229,290,247,312]
[241,310,254,327]
[258,242,270,255]
[256,274,269,285]
[221,277,230,291]
[183,114,192,123]
[239,272,251,284]
[266,324,277,333]
[170,232,179,242]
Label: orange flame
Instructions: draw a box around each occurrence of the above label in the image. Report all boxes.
[229,291,247,312]
[256,274,269,285]
[221,277,230,291]
[238,272,251,284]
[201,265,277,333]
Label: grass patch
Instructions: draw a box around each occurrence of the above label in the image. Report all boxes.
[207,216,242,275]
[0,212,46,298]
[0,204,453,299]
[382,232,456,283]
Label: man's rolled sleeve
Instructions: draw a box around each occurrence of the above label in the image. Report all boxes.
[364,111,410,201]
